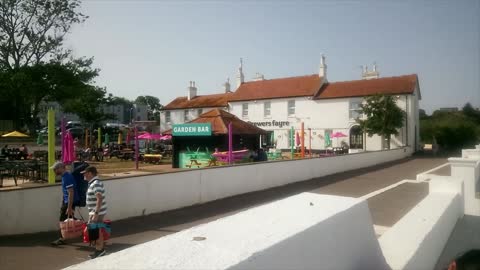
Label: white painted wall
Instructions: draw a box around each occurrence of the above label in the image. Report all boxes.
[65,193,388,270]
[379,176,464,270]
[448,156,480,216]
[228,93,418,151]
[0,147,412,236]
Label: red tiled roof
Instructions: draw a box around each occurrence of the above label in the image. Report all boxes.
[163,109,268,135]
[229,74,323,102]
[314,74,418,100]
[162,92,233,110]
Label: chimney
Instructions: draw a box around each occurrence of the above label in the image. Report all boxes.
[236,58,245,89]
[253,72,265,81]
[362,63,379,80]
[187,81,197,100]
[319,54,327,81]
[224,78,231,93]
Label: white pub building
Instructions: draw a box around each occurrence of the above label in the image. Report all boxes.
[161,56,421,152]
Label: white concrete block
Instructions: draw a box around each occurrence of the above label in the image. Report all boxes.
[65,193,388,270]
[379,193,462,270]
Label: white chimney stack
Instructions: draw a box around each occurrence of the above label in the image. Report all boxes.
[224,78,231,93]
[236,58,245,89]
[188,81,197,100]
[362,63,379,80]
[319,54,327,81]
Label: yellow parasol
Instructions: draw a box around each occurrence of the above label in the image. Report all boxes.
[117,132,122,145]
[2,131,29,137]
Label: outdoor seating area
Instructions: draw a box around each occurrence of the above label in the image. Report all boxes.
[0,159,48,187]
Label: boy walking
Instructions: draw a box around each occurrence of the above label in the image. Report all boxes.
[81,166,108,259]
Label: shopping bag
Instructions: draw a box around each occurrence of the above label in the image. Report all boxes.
[59,218,84,239]
[83,220,112,243]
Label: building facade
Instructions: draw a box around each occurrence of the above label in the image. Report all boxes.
[161,57,421,152]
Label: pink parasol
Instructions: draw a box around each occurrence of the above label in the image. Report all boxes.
[295,131,300,146]
[62,131,75,164]
[137,132,162,140]
[159,134,172,141]
[330,132,347,138]
[331,132,348,148]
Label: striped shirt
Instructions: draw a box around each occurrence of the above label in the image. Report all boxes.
[86,177,108,216]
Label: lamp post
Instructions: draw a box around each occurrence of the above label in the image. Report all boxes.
[129,107,134,125]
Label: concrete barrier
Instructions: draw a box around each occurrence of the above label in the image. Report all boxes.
[65,193,388,270]
[379,176,464,270]
[0,147,411,236]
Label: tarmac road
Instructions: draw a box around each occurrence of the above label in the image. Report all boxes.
[0,156,447,270]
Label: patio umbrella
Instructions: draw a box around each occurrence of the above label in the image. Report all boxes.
[104,133,110,145]
[62,131,75,165]
[331,131,348,147]
[37,133,44,145]
[159,134,172,141]
[126,131,131,146]
[295,131,300,147]
[1,131,29,137]
[117,132,122,145]
[324,132,331,148]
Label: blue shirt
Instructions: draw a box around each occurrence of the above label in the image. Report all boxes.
[62,172,79,205]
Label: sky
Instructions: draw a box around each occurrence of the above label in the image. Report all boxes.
[66,0,480,114]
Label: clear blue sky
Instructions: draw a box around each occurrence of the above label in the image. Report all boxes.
[66,0,480,114]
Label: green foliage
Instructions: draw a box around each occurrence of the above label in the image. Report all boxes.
[135,95,162,121]
[356,94,405,149]
[0,0,87,70]
[420,109,479,150]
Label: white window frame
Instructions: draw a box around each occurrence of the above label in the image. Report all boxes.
[165,111,171,123]
[242,103,249,118]
[264,101,271,117]
[288,100,295,116]
[349,100,363,120]
[184,110,189,122]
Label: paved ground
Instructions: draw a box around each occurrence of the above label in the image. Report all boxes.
[0,156,447,270]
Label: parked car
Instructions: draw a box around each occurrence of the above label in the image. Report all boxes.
[65,127,84,139]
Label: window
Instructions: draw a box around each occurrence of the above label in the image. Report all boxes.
[349,100,362,120]
[197,109,203,116]
[264,101,271,117]
[165,111,171,123]
[242,103,248,118]
[288,100,295,116]
[350,126,363,149]
[184,110,189,122]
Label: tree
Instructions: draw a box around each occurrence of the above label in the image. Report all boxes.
[0,0,87,70]
[0,0,88,132]
[61,85,114,126]
[135,95,162,121]
[462,103,480,124]
[356,94,405,149]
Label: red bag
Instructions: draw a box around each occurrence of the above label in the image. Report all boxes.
[83,220,111,243]
[59,218,84,240]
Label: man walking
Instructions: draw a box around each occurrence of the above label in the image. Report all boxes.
[51,161,79,246]
[81,166,108,258]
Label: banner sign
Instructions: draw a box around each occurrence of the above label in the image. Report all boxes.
[172,123,212,136]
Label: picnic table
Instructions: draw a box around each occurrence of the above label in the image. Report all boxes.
[143,154,162,164]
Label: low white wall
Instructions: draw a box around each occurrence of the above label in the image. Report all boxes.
[379,176,464,270]
[0,147,412,236]
[65,193,388,270]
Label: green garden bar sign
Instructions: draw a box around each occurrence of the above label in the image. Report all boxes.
[172,123,212,136]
